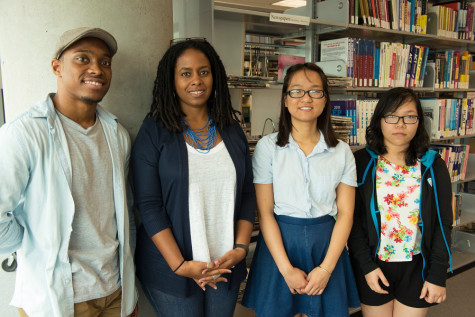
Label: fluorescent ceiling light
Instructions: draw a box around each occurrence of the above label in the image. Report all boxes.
[272,0,307,7]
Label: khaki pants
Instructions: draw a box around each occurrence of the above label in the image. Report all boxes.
[18,287,122,317]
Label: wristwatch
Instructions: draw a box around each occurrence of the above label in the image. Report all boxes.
[233,243,249,257]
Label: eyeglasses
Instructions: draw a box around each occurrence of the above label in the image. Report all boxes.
[286,89,325,99]
[170,37,208,47]
[383,115,419,124]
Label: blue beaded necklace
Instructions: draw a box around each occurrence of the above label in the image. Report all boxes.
[182,118,217,153]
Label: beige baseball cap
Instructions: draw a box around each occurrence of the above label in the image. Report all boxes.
[53,27,118,59]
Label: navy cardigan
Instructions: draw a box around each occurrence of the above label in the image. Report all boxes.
[131,117,256,297]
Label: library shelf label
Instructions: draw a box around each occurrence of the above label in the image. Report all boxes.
[269,12,310,26]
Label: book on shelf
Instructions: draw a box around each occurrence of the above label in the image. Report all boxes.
[347,0,473,37]
[320,38,351,76]
[419,48,430,88]
[227,75,276,88]
[421,0,428,33]
[430,143,470,182]
[422,98,475,139]
[428,1,475,40]
[331,99,357,145]
[413,46,424,88]
[321,7,473,90]
[321,37,356,80]
[321,38,432,88]
[330,98,378,146]
[428,50,472,89]
[331,115,353,144]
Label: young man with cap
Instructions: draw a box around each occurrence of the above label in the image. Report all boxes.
[0,27,138,317]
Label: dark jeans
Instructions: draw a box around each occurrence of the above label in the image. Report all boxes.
[141,282,240,317]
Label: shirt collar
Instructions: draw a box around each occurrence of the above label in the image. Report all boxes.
[286,130,335,155]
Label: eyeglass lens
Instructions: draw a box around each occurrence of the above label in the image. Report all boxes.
[384,115,418,124]
[288,89,324,99]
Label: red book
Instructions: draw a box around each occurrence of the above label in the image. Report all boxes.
[461,144,470,180]
[369,40,374,87]
[390,49,397,87]
[359,40,366,87]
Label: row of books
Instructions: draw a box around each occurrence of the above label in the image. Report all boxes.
[320,37,473,89]
[330,98,378,146]
[349,0,429,33]
[320,38,431,88]
[226,75,276,88]
[432,50,473,89]
[378,42,429,88]
[421,98,475,139]
[429,1,475,40]
[431,143,471,182]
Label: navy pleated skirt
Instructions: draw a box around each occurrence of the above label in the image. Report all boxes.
[242,214,360,317]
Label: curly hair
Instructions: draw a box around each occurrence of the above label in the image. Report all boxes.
[147,39,239,132]
[276,63,338,148]
[366,87,430,165]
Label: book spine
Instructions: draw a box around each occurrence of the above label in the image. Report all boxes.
[410,45,420,88]
[420,0,427,33]
[419,47,429,88]
[374,45,380,87]
[356,0,360,24]
[350,0,355,24]
[405,45,414,87]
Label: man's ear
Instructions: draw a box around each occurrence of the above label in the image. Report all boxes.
[51,58,62,77]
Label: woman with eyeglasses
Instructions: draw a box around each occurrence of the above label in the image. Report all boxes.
[348,87,453,317]
[131,38,256,316]
[242,63,360,317]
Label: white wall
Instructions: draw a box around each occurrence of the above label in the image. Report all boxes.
[214,16,244,76]
[0,0,173,138]
[250,87,282,136]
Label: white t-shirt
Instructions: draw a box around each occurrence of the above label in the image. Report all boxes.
[187,141,236,262]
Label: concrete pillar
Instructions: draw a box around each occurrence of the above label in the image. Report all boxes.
[0,0,173,138]
[173,0,214,41]
[0,63,4,125]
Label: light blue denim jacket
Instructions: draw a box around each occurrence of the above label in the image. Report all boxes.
[0,94,137,316]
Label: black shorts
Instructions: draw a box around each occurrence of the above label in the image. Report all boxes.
[353,254,436,308]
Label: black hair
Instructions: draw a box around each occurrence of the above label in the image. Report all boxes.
[276,63,338,148]
[147,39,239,131]
[366,87,430,165]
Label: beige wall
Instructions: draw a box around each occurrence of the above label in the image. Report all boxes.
[0,0,173,138]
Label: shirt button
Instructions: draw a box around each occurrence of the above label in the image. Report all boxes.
[65,279,71,284]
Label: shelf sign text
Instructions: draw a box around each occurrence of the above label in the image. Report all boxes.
[269,13,310,26]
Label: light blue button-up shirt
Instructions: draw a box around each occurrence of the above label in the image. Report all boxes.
[0,94,137,317]
[253,132,357,218]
